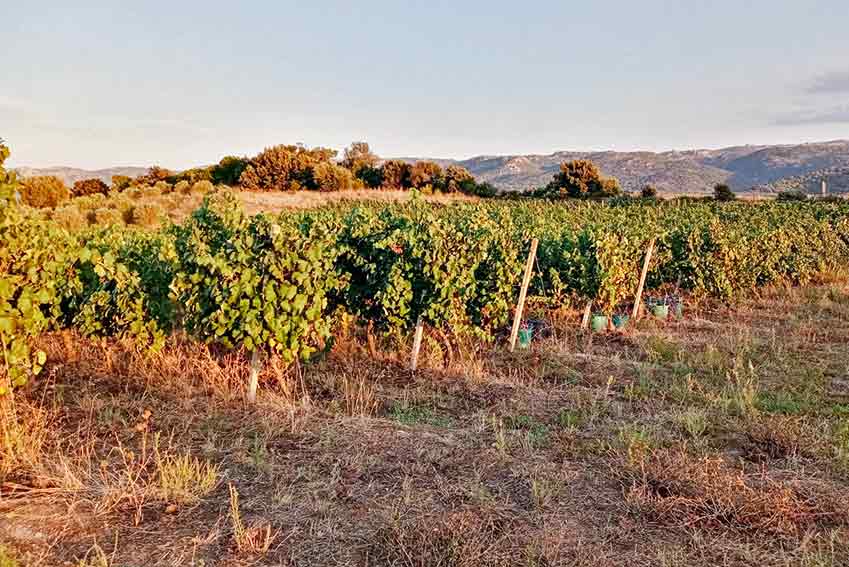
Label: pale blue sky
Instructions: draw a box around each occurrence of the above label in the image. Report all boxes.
[4,0,849,169]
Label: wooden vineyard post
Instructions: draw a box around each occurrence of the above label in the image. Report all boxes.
[632,238,656,320]
[508,238,539,352]
[247,349,261,403]
[410,316,425,371]
[580,301,592,329]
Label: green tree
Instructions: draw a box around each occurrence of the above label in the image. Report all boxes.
[312,162,356,192]
[172,167,213,185]
[443,165,476,193]
[541,159,621,199]
[239,144,337,191]
[72,178,109,197]
[777,190,807,202]
[341,142,378,173]
[640,185,658,199]
[713,183,736,202]
[135,166,173,186]
[111,175,132,191]
[210,156,248,186]
[409,161,444,190]
[380,159,412,189]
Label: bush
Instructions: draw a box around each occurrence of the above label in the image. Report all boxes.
[714,183,736,201]
[172,166,212,185]
[91,207,123,225]
[192,180,214,194]
[72,178,109,197]
[210,156,248,186]
[20,176,70,208]
[409,161,445,190]
[356,165,384,188]
[52,206,87,231]
[443,165,475,193]
[380,160,411,189]
[154,181,172,194]
[73,193,107,211]
[135,166,173,186]
[466,181,498,198]
[130,203,163,227]
[641,185,658,199]
[111,175,133,192]
[537,159,621,199]
[776,190,807,202]
[239,144,337,191]
[171,189,340,362]
[312,162,356,192]
[174,180,190,194]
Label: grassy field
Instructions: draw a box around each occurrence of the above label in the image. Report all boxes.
[2,280,848,566]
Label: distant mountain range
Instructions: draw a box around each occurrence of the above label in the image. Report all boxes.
[405,140,849,194]
[13,166,150,186]
[15,140,849,195]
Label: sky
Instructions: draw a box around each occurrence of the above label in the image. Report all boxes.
[3,0,849,169]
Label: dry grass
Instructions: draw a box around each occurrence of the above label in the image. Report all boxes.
[618,448,849,538]
[239,188,478,215]
[228,483,278,555]
[2,282,849,565]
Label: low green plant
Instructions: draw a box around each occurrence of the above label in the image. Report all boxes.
[675,408,709,439]
[556,408,583,429]
[156,451,219,505]
[389,401,450,427]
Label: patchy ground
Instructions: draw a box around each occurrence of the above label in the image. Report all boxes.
[238,189,478,216]
[2,283,849,566]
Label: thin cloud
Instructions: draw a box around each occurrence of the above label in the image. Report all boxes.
[806,70,849,94]
[774,104,849,126]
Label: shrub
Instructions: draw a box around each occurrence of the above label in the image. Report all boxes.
[111,175,133,191]
[172,166,212,185]
[356,165,384,188]
[714,183,736,201]
[51,206,87,231]
[538,159,621,199]
[409,161,444,189]
[73,193,107,211]
[239,144,336,191]
[380,159,411,189]
[154,181,171,194]
[641,185,658,198]
[443,165,475,193]
[191,180,214,194]
[776,190,807,202]
[91,207,123,225]
[72,178,109,197]
[20,175,70,208]
[211,156,248,186]
[313,162,356,192]
[174,180,190,194]
[135,166,172,186]
[466,181,498,198]
[171,189,341,362]
[130,203,163,227]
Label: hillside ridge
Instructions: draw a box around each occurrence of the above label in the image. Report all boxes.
[16,140,849,194]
